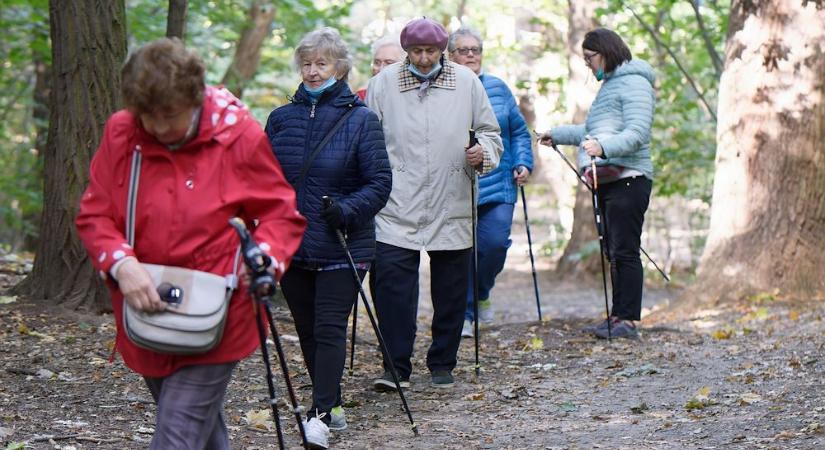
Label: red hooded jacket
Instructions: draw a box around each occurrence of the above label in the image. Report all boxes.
[76,86,306,377]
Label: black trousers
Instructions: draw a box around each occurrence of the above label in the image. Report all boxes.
[279,267,363,418]
[373,242,471,379]
[599,176,652,321]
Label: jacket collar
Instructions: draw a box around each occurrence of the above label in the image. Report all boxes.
[397,57,456,93]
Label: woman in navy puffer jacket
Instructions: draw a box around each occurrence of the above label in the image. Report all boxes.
[265,28,391,447]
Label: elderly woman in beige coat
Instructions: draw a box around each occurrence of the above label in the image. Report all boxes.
[366,17,502,390]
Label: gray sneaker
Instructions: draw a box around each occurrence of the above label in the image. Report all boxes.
[478,298,494,323]
[431,370,454,388]
[372,371,410,392]
[329,405,347,431]
[581,318,610,333]
[594,320,639,340]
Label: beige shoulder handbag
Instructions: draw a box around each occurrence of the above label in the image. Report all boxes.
[122,147,241,355]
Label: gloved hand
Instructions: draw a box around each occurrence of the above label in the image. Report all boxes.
[321,203,345,231]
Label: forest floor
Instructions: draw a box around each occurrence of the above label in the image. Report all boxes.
[2,205,824,449]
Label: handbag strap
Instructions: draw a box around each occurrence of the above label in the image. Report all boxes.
[296,105,358,189]
[125,147,242,289]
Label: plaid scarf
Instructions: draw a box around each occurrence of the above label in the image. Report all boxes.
[397,57,457,99]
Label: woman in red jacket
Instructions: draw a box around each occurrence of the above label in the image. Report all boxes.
[75,38,306,450]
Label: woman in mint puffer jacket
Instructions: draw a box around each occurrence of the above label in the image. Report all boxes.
[540,28,656,340]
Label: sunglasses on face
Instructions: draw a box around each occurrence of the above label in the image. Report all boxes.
[454,47,482,56]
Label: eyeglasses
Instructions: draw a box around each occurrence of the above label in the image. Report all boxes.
[583,51,599,65]
[372,59,398,69]
[454,47,482,56]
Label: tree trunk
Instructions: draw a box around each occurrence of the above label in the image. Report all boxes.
[695,0,825,300]
[166,0,188,39]
[555,0,600,277]
[220,1,276,98]
[13,0,127,312]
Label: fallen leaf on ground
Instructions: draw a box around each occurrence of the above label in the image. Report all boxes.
[244,409,273,430]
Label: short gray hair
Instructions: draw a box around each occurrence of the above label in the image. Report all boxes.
[371,34,405,57]
[294,27,353,79]
[447,27,484,53]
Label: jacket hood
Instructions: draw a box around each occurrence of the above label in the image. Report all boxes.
[133,85,253,151]
[292,79,363,108]
[609,59,655,85]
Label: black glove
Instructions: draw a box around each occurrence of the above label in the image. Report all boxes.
[321,203,345,230]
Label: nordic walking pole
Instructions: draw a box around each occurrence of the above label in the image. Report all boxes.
[228,218,309,450]
[518,181,542,322]
[587,153,613,340]
[536,135,669,282]
[321,197,420,437]
[348,299,357,376]
[468,130,481,377]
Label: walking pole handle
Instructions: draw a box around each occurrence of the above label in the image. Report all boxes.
[229,217,275,296]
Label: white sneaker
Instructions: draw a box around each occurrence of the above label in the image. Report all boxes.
[329,405,347,431]
[461,319,474,338]
[302,416,329,449]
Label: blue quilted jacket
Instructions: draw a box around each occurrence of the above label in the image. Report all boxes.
[265,80,391,266]
[477,74,533,205]
[550,59,656,179]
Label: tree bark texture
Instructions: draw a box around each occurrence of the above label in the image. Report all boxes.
[696,0,825,300]
[166,0,188,39]
[14,0,127,311]
[555,0,601,277]
[220,1,275,98]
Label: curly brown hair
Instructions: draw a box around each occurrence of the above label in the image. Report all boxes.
[121,38,205,115]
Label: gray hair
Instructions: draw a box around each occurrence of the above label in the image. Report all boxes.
[294,27,352,79]
[371,34,405,57]
[447,27,484,53]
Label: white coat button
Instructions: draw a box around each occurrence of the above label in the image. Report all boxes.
[185,179,194,189]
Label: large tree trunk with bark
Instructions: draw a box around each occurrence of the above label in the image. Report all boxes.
[555,0,600,277]
[166,0,188,39]
[13,0,127,311]
[695,0,825,300]
[220,1,276,98]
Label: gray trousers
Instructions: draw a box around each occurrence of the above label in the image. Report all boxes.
[144,362,237,450]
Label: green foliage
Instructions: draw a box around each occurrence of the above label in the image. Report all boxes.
[0,0,48,250]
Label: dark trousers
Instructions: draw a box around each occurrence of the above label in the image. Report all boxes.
[599,176,652,321]
[373,242,471,378]
[279,266,361,419]
[144,362,237,450]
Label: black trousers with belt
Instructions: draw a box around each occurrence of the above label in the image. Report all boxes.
[599,176,652,321]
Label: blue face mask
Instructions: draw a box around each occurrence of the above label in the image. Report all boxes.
[303,76,338,98]
[595,68,605,81]
[408,62,442,79]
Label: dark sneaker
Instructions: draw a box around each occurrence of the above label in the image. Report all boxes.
[430,370,454,388]
[581,318,610,333]
[594,319,639,340]
[372,371,410,392]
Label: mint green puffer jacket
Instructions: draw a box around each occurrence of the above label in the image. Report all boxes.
[550,59,656,179]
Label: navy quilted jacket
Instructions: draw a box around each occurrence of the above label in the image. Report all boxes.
[265,80,391,266]
[477,74,533,205]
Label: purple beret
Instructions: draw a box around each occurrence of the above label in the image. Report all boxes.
[400,18,448,51]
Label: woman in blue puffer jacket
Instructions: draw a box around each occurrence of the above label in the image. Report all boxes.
[540,28,656,340]
[447,28,534,336]
[265,27,391,448]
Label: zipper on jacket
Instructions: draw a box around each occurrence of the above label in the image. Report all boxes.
[310,102,316,118]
